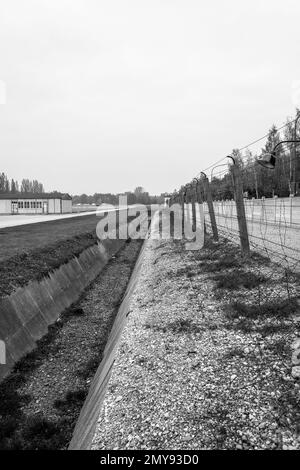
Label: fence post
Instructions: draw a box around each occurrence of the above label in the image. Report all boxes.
[181,189,186,237]
[231,164,250,256]
[191,181,197,232]
[274,195,277,224]
[196,179,207,235]
[186,185,192,228]
[203,176,218,241]
[290,194,294,226]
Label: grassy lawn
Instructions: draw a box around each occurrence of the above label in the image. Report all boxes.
[0,212,141,298]
[0,214,99,262]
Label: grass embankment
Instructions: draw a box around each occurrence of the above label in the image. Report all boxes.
[0,239,143,450]
[0,214,99,298]
[0,214,99,261]
[0,212,137,298]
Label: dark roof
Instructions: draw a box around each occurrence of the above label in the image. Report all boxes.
[0,193,72,200]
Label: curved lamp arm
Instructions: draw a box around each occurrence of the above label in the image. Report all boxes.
[273,139,300,154]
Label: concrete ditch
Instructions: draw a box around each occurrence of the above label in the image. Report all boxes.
[0,238,126,383]
[69,236,148,450]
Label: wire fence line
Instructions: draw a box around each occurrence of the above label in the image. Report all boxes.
[213,197,300,227]
[206,197,300,266]
[166,119,300,437]
[168,162,300,423]
[169,162,300,273]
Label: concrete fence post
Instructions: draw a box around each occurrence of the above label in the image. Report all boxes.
[186,185,192,228]
[196,179,207,235]
[274,195,278,224]
[290,194,294,226]
[181,190,186,236]
[191,181,197,232]
[231,164,250,256]
[203,176,218,241]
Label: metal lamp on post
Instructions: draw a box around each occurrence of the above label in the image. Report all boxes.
[257,115,300,196]
[292,112,300,195]
[257,140,300,171]
[257,139,300,226]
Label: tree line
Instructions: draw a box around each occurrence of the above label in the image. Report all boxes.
[73,186,165,205]
[0,175,165,205]
[199,110,300,200]
[0,173,45,194]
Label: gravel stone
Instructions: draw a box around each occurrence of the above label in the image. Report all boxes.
[91,222,300,450]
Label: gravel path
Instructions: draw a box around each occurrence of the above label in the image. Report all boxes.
[92,218,300,450]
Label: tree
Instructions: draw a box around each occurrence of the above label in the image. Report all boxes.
[0,173,10,193]
[20,178,44,193]
[21,179,31,192]
[32,180,44,193]
[10,179,17,193]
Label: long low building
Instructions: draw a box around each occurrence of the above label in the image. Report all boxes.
[0,193,72,215]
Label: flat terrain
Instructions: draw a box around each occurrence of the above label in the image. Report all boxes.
[0,206,129,229]
[0,211,96,229]
[0,213,99,262]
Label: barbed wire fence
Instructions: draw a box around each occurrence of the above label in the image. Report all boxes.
[167,120,300,443]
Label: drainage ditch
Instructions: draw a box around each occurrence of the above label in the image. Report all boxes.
[0,239,143,450]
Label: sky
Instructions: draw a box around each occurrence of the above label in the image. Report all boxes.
[1,0,300,195]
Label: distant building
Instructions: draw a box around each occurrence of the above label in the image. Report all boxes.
[0,193,72,215]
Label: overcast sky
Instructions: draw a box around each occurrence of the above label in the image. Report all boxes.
[1,0,300,195]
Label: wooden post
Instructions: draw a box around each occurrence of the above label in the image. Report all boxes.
[203,177,218,241]
[196,179,202,223]
[191,182,197,232]
[231,164,250,256]
[181,190,185,236]
[274,195,277,224]
[290,194,293,226]
[196,179,207,236]
[186,185,192,227]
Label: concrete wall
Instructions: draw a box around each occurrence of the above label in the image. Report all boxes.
[69,237,148,450]
[0,238,126,383]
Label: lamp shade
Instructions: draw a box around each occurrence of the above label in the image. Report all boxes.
[257,152,276,169]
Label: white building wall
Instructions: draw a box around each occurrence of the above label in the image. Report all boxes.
[47,199,61,214]
[17,199,43,214]
[55,199,62,213]
[0,200,11,214]
[61,199,72,213]
[0,197,72,214]
[48,199,55,213]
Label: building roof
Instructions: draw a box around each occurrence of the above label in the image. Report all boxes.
[0,192,72,200]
